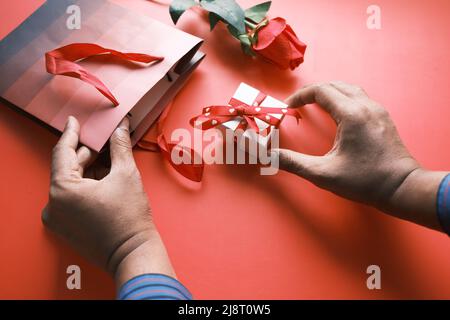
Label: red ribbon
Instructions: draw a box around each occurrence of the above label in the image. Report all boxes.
[45,43,164,106]
[190,91,301,133]
[138,102,204,182]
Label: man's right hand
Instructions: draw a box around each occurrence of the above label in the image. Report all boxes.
[275,81,447,231]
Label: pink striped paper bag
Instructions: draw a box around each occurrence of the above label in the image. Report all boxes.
[0,0,204,151]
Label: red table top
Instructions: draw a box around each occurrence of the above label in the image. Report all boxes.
[1,0,450,299]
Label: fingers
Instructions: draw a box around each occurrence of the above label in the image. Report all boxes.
[274,148,327,181]
[329,81,368,99]
[109,117,135,170]
[52,116,81,179]
[285,84,352,123]
[76,146,96,176]
[57,116,80,150]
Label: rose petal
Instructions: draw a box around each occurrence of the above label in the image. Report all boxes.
[252,18,307,71]
[253,17,287,50]
[255,32,292,69]
[284,25,307,56]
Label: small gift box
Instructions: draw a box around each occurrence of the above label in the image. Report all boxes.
[191,83,300,157]
[222,83,288,150]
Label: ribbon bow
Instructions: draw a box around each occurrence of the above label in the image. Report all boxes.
[190,92,301,134]
[45,43,164,106]
[138,102,204,183]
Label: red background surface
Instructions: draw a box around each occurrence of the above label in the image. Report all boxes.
[1,0,450,299]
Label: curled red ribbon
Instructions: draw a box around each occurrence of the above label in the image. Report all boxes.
[190,92,301,133]
[138,102,204,182]
[45,43,164,106]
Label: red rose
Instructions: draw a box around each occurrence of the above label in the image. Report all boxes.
[252,17,307,70]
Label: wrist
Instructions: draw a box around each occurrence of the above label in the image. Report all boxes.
[112,224,176,289]
[383,167,448,230]
[106,225,154,273]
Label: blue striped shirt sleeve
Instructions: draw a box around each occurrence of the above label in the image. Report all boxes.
[437,174,450,236]
[117,274,193,300]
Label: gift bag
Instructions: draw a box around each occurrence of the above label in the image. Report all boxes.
[0,0,204,152]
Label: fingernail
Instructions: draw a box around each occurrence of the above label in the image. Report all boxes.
[65,116,79,132]
[67,116,75,126]
[117,117,129,130]
[121,116,129,126]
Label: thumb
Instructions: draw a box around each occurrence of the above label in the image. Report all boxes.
[109,117,135,169]
[273,148,327,181]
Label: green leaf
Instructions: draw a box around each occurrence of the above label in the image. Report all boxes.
[170,0,198,25]
[227,24,241,40]
[200,0,246,34]
[227,18,255,56]
[209,12,222,31]
[245,1,271,23]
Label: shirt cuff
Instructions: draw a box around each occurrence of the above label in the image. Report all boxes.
[117,273,193,300]
[437,174,450,236]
